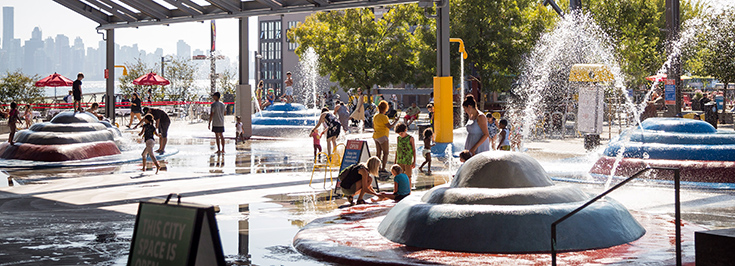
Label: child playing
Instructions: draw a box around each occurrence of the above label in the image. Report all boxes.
[497,119,511,151]
[487,116,499,150]
[459,150,473,163]
[510,124,522,151]
[23,105,34,129]
[139,114,162,174]
[379,164,411,202]
[394,122,416,183]
[310,128,325,160]
[7,102,22,145]
[418,127,434,174]
[235,116,244,143]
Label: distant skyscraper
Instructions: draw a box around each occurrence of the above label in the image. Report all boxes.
[24,27,44,75]
[2,7,13,50]
[177,40,191,59]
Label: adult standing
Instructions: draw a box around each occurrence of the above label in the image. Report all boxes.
[373,100,399,170]
[349,88,366,128]
[334,100,351,133]
[312,107,341,156]
[338,156,383,205]
[209,92,226,154]
[72,73,84,112]
[140,107,171,154]
[127,92,143,128]
[463,95,490,155]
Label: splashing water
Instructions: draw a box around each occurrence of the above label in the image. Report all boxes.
[296,48,326,109]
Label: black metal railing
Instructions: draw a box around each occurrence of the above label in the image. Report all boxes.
[551,167,681,266]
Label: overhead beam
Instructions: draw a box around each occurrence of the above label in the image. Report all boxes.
[206,0,241,13]
[97,0,142,20]
[53,0,109,24]
[118,0,170,20]
[161,0,203,16]
[306,0,329,6]
[85,0,137,22]
[256,0,284,10]
[97,0,418,30]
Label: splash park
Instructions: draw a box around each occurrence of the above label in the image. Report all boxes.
[5,1,735,266]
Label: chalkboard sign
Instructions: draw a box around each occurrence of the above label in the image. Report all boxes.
[128,195,226,266]
[339,139,371,172]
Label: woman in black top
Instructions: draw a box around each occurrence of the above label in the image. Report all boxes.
[339,156,382,205]
[127,92,143,128]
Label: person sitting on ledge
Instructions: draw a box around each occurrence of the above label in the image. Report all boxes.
[403,102,421,127]
[379,164,411,202]
[338,156,382,206]
[87,103,105,120]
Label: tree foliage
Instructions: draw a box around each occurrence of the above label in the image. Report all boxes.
[585,0,703,89]
[118,58,159,99]
[288,4,435,95]
[162,56,198,101]
[218,68,236,95]
[0,70,43,104]
[450,0,557,92]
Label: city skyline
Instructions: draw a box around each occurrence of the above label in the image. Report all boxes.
[0,0,258,76]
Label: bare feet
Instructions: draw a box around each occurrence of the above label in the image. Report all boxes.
[155,166,160,174]
[142,166,146,171]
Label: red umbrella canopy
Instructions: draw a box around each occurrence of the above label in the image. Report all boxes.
[35,72,74,87]
[645,73,667,82]
[133,72,170,86]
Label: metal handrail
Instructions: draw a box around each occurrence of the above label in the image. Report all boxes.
[551,167,681,266]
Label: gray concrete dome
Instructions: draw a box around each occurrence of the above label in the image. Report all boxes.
[377,151,645,253]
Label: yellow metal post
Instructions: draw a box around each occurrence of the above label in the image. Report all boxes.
[434,76,454,143]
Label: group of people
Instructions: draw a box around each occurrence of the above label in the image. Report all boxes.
[255,72,294,110]
[462,95,513,159]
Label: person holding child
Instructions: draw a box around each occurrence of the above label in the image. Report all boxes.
[338,156,383,206]
[394,122,416,182]
[312,107,341,156]
[139,114,163,174]
[379,164,411,202]
[418,127,434,174]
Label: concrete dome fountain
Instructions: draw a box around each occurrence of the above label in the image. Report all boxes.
[0,111,122,161]
[377,151,645,253]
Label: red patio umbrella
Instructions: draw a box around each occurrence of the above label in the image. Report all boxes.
[35,72,74,99]
[645,73,667,82]
[133,72,170,86]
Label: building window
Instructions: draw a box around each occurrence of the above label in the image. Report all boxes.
[287,21,299,51]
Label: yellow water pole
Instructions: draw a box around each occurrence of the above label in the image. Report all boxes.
[434,38,467,144]
[434,76,454,143]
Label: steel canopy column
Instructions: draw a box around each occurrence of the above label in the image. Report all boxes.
[237,17,252,139]
[434,1,453,144]
[666,0,681,116]
[106,29,116,124]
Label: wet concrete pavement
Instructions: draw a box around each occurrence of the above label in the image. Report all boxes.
[1,116,735,265]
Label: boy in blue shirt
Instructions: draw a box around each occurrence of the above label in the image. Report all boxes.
[380,164,411,202]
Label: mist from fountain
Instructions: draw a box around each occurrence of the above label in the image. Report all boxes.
[296,47,325,109]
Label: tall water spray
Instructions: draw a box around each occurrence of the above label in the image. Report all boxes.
[296,48,324,108]
[510,12,633,143]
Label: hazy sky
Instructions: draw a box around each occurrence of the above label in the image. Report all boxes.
[1,0,733,60]
[1,0,257,59]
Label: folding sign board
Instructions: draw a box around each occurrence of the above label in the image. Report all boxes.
[339,139,371,172]
[128,196,225,266]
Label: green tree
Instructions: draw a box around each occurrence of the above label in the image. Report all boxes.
[0,70,43,104]
[451,0,556,93]
[118,58,159,99]
[688,8,735,112]
[218,68,236,95]
[288,4,435,96]
[585,0,703,89]
[161,56,198,101]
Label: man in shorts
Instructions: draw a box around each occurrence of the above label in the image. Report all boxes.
[141,107,171,154]
[209,92,226,154]
[72,73,84,112]
[281,72,294,103]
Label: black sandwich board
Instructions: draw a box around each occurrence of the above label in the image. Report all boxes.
[127,194,225,266]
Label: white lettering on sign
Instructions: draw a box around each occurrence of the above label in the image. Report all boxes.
[162,222,187,240]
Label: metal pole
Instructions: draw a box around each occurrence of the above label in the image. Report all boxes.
[211,20,217,94]
[105,29,115,124]
[161,56,164,78]
[675,168,682,266]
